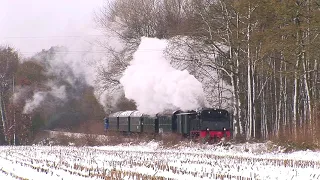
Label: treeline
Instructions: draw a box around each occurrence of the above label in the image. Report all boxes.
[96,0,320,142]
[0,47,105,145]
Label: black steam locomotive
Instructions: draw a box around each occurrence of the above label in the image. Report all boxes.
[104,108,232,142]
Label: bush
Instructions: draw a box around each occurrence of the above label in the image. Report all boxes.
[268,122,320,152]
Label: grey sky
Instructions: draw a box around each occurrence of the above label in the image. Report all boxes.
[0,0,105,56]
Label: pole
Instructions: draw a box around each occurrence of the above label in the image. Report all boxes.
[13,76,16,145]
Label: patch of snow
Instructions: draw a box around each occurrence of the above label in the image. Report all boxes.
[0,142,319,179]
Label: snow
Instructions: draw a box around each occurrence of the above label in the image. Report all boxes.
[0,141,320,179]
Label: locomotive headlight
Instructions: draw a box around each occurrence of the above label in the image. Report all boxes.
[223,127,227,137]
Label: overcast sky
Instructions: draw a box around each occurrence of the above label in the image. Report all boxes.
[0,0,105,56]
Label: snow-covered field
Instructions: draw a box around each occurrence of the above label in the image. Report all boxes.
[0,141,320,180]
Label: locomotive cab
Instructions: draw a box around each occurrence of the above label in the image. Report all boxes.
[197,108,232,142]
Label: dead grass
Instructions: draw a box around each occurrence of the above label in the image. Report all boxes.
[160,133,186,147]
[268,121,320,152]
[54,132,77,146]
[71,120,106,135]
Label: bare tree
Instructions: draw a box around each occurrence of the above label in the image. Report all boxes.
[0,46,19,144]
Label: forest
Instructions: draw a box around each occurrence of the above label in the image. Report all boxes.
[1,0,320,145]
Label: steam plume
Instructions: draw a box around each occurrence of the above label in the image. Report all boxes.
[120,37,205,115]
[22,84,67,114]
[23,92,47,114]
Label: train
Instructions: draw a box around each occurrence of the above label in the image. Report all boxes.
[104,108,233,143]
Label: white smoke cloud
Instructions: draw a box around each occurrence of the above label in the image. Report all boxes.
[12,86,30,105]
[1,0,125,113]
[20,82,67,114]
[120,37,205,115]
[16,43,110,114]
[23,91,47,114]
[48,83,67,101]
[1,0,113,113]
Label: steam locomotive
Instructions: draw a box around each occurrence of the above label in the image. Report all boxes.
[104,108,232,142]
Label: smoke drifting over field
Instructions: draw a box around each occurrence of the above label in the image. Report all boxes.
[23,92,47,114]
[120,37,205,115]
[2,0,109,115]
[13,46,100,114]
[22,84,67,114]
